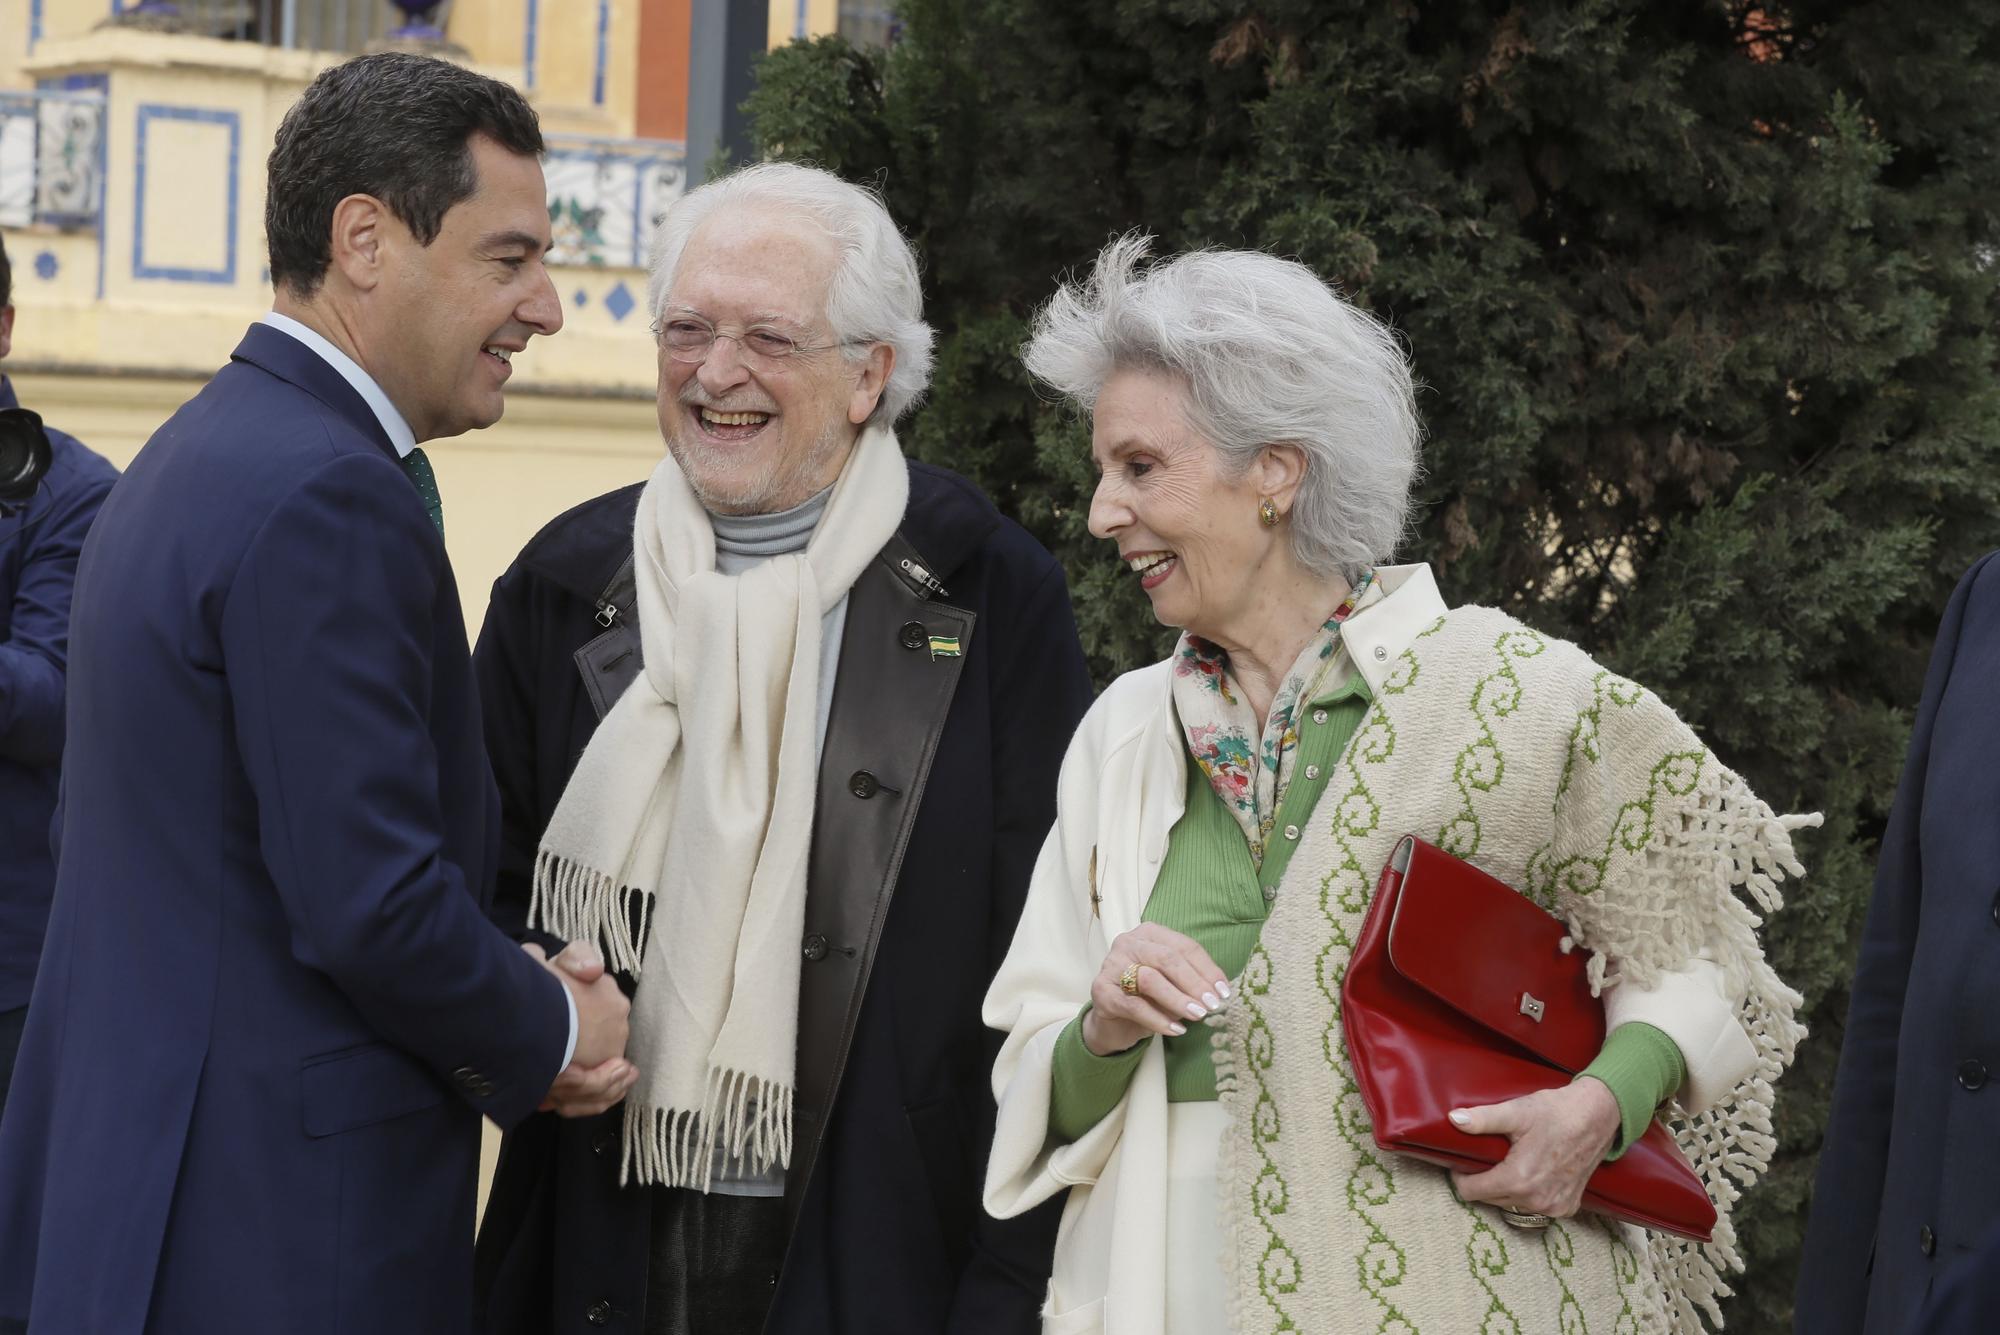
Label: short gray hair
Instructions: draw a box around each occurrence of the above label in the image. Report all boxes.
[1024,234,1421,579]
[646,162,935,423]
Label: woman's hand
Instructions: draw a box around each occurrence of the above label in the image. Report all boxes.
[1447,1079,1622,1221]
[1082,923,1232,1057]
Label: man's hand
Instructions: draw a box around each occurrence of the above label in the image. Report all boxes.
[523,941,638,1118]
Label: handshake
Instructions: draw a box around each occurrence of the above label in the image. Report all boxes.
[524,940,639,1118]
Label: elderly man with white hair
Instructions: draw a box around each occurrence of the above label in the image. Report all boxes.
[471,162,1090,1334]
[983,237,1810,1334]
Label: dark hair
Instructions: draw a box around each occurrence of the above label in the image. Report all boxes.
[266,53,542,298]
[0,233,11,310]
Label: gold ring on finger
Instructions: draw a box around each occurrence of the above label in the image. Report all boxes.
[1118,962,1141,996]
[1500,1208,1551,1230]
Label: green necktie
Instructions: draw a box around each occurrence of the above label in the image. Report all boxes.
[400,447,445,537]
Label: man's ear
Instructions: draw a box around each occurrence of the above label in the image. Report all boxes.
[327,194,390,293]
[847,343,896,426]
[0,305,15,361]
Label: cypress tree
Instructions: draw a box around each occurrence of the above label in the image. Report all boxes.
[747,4,2000,1326]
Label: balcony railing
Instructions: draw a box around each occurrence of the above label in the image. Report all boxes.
[542,134,687,270]
[0,87,107,232]
[109,0,395,51]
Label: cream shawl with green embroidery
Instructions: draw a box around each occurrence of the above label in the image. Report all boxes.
[1213,605,1815,1335]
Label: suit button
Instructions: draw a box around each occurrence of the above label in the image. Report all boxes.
[1920,1224,1936,1256]
[586,1299,612,1326]
[803,933,829,962]
[1959,1059,1988,1091]
[848,770,879,799]
[900,621,928,650]
[1991,887,2000,929]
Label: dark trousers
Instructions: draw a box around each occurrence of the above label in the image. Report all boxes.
[0,1006,25,1123]
[644,1187,787,1335]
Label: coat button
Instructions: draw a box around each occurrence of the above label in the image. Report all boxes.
[1311,709,1328,725]
[802,932,829,961]
[1262,885,1277,903]
[591,1129,615,1157]
[900,621,928,650]
[1920,1224,1937,1256]
[1283,824,1300,841]
[1959,1059,1989,1091]
[848,770,879,799]
[1304,764,1321,780]
[586,1298,613,1326]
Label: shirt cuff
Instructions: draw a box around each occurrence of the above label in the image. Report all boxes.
[1576,1021,1687,1160]
[560,984,579,1074]
[1049,1006,1149,1143]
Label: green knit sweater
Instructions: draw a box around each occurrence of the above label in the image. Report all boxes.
[1049,675,1683,1157]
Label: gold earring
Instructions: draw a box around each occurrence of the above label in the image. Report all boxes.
[1259,497,1280,528]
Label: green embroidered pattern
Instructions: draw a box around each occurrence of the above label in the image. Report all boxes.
[1607,1227,1645,1335]
[1462,1200,1524,1334]
[1555,671,1645,803]
[1435,630,1545,859]
[1540,1221,1589,1335]
[1527,748,1708,904]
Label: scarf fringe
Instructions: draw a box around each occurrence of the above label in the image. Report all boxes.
[1567,767,1816,1334]
[529,849,655,977]
[619,1067,796,1191]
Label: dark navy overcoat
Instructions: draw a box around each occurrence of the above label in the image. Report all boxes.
[0,325,571,1335]
[1797,551,2000,1333]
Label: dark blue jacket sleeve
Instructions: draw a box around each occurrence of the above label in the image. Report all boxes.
[948,554,1093,1335]
[0,461,113,767]
[218,451,571,1129]
[1796,551,2000,1330]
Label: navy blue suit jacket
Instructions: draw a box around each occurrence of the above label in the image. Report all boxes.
[1796,552,2000,1333]
[0,325,571,1335]
[0,379,116,1011]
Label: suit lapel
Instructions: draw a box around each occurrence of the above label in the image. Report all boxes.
[228,323,400,462]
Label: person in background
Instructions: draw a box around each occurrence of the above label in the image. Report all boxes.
[0,54,630,1335]
[472,162,1090,1334]
[0,232,117,1117]
[1797,551,2000,1334]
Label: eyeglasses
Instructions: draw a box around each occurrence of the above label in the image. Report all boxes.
[650,315,865,366]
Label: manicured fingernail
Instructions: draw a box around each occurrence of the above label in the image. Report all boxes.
[1186,1001,1207,1019]
[1201,992,1219,1010]
[1448,1109,1471,1128]
[1169,1022,1187,1036]
[1215,981,1231,1000]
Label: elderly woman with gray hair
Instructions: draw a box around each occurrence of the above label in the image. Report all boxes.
[982,237,1814,1335]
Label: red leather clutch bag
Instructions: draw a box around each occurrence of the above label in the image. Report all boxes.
[1339,834,1717,1242]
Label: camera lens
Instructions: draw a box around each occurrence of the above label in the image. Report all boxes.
[0,407,52,507]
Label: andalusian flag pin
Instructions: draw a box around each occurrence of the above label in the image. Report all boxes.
[927,633,962,660]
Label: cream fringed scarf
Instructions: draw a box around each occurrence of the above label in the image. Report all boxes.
[1213,607,1816,1335]
[530,425,908,1189]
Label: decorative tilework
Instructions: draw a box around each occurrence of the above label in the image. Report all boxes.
[603,281,635,322]
[573,288,590,308]
[33,250,56,280]
[133,104,240,285]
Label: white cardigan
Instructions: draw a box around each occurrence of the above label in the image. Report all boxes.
[980,565,1757,1333]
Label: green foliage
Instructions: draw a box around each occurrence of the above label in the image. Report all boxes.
[747,3,2000,1327]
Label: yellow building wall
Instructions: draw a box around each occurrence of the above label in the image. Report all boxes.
[767,0,841,47]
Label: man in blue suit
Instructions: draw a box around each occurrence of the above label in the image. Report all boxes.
[0,54,632,1335]
[0,234,118,1114]
[1796,550,2000,1333]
